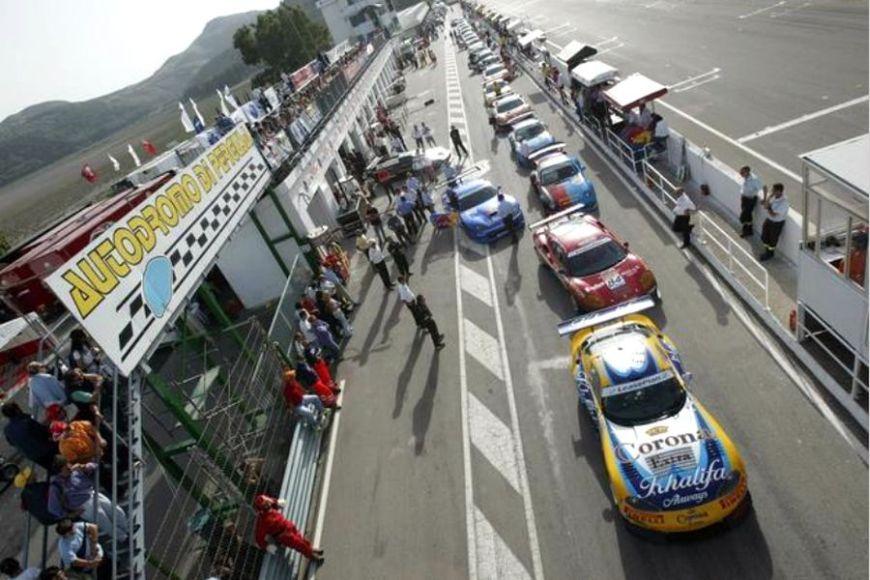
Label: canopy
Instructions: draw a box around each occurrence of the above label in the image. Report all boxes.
[518,29,545,48]
[556,41,597,69]
[571,60,618,87]
[603,73,668,111]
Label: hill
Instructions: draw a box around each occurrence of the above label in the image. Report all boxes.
[0,11,262,187]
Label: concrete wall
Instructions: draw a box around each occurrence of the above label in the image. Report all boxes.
[217,215,288,309]
[666,131,803,263]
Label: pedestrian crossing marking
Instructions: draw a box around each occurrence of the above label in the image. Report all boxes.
[474,506,533,580]
[461,263,493,307]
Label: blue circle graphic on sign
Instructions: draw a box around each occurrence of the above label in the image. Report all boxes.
[143,256,174,318]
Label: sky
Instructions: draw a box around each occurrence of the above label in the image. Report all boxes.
[0,0,280,122]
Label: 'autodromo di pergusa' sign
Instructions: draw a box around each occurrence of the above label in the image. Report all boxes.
[46,125,270,376]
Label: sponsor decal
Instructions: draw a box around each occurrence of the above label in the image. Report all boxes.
[634,429,714,456]
[662,491,709,509]
[718,477,748,511]
[638,459,729,500]
[646,425,668,436]
[647,448,695,472]
[605,272,626,290]
[622,504,664,525]
[601,370,673,398]
[676,511,709,525]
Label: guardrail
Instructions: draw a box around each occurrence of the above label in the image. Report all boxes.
[641,161,771,311]
[258,410,325,579]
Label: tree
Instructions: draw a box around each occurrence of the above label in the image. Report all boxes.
[233,6,332,84]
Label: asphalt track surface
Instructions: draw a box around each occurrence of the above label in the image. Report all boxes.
[315,19,868,580]
[485,0,869,200]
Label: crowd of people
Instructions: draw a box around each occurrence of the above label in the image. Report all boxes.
[2,328,133,578]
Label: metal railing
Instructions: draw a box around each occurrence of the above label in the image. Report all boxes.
[642,161,771,311]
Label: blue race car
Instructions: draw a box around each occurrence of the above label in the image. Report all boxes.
[530,150,598,213]
[443,179,525,243]
[508,118,556,167]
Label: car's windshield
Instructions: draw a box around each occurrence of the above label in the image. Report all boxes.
[515,123,544,142]
[540,161,578,185]
[564,238,625,277]
[458,185,498,211]
[496,98,522,113]
[486,66,506,77]
[600,373,686,426]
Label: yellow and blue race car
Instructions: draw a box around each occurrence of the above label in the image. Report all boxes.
[559,298,752,534]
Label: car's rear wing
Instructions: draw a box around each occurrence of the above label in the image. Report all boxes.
[528,142,566,164]
[557,296,655,336]
[527,202,586,232]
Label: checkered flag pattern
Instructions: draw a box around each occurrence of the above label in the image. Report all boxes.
[116,160,268,358]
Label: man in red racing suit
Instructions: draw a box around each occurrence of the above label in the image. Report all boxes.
[254,494,325,564]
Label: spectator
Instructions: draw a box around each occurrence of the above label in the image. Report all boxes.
[51,420,103,465]
[55,519,103,575]
[310,316,341,361]
[396,195,419,237]
[0,556,40,579]
[27,362,67,423]
[386,237,412,278]
[759,183,788,261]
[421,123,437,147]
[48,457,129,543]
[738,166,765,238]
[282,370,325,429]
[672,188,697,249]
[397,276,425,327]
[2,401,58,472]
[416,295,446,349]
[365,206,387,244]
[325,295,353,338]
[450,126,469,158]
[68,329,101,375]
[420,187,435,216]
[413,124,425,151]
[319,267,355,308]
[38,567,66,580]
[651,114,669,153]
[314,291,343,339]
[254,495,324,563]
[386,213,412,246]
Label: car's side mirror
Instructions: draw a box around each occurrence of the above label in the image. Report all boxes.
[682,371,694,384]
[623,242,630,250]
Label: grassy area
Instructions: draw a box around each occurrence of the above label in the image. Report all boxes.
[0,80,252,249]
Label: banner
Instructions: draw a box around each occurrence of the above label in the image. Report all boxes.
[289,60,319,92]
[45,126,270,376]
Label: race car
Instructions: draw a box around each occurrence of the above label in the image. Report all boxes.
[558,298,752,534]
[530,206,658,311]
[443,178,524,242]
[490,94,533,130]
[508,118,556,167]
[529,148,597,212]
[366,147,452,186]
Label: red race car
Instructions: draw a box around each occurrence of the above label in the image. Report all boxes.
[530,205,659,312]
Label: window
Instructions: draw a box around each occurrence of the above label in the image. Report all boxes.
[349,11,369,26]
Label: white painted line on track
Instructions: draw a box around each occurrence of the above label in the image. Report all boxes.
[464,319,505,380]
[484,245,545,580]
[737,95,870,143]
[668,68,721,91]
[673,75,721,93]
[447,19,543,578]
[738,0,787,19]
[469,393,522,492]
[474,507,533,580]
[310,380,346,580]
[461,263,494,306]
[543,23,572,35]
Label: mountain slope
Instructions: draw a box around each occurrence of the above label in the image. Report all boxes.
[0,11,261,187]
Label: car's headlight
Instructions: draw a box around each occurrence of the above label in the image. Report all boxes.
[718,470,742,497]
[639,269,656,290]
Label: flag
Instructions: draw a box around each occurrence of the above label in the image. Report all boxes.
[81,164,97,183]
[217,89,230,117]
[127,144,141,168]
[142,140,157,156]
[224,85,239,110]
[189,98,205,133]
[107,154,120,172]
[179,102,194,133]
